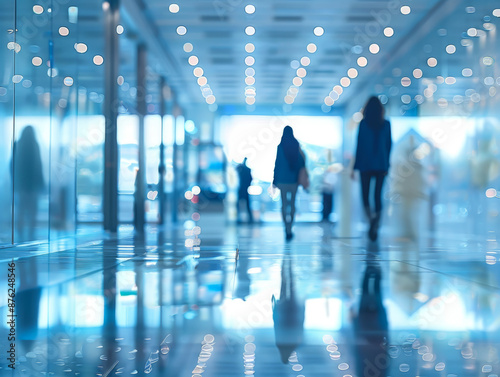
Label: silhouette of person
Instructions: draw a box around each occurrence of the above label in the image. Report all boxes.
[272,255,305,363]
[13,126,45,242]
[353,260,389,377]
[353,97,392,241]
[321,166,337,222]
[273,126,306,240]
[237,158,254,223]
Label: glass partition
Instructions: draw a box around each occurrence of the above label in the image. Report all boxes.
[0,1,14,246]
[13,2,52,244]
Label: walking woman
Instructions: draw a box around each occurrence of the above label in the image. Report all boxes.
[273,126,306,240]
[353,97,392,241]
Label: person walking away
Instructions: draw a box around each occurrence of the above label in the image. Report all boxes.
[352,97,392,241]
[237,158,254,223]
[322,166,337,222]
[273,126,306,240]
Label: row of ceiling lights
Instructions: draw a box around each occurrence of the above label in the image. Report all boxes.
[323,5,413,109]
[396,7,500,108]
[244,5,257,106]
[283,28,321,106]
[351,6,500,118]
[28,2,500,111]
[175,4,218,110]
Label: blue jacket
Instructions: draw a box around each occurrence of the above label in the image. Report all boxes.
[273,147,305,185]
[354,119,392,172]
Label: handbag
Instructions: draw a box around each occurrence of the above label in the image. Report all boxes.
[298,167,309,190]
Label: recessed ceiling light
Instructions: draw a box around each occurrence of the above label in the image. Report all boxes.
[313,27,324,36]
[245,26,255,36]
[340,77,350,87]
[59,27,69,36]
[245,56,255,66]
[193,67,203,77]
[245,43,255,53]
[245,67,255,76]
[197,77,207,86]
[293,77,303,86]
[245,5,255,14]
[75,43,88,53]
[176,26,187,35]
[32,57,43,66]
[369,44,380,54]
[384,27,394,37]
[401,6,411,15]
[33,5,44,14]
[93,55,104,65]
[401,77,411,87]
[188,56,199,66]
[169,4,180,13]
[413,69,423,79]
[307,43,317,53]
[427,57,438,67]
[357,57,368,67]
[324,97,334,106]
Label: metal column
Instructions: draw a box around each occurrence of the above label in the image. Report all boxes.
[135,44,147,232]
[172,103,181,223]
[158,78,166,225]
[103,0,120,232]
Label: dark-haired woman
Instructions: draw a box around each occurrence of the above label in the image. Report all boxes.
[273,126,305,240]
[353,97,392,241]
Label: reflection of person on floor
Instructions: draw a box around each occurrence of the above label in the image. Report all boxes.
[13,126,45,242]
[391,135,428,240]
[235,254,251,300]
[272,256,305,363]
[353,261,389,377]
[17,258,42,352]
[352,97,392,241]
[273,126,306,240]
[237,158,254,223]
[322,167,337,222]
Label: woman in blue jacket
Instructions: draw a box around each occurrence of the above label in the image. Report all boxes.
[273,126,305,240]
[353,97,392,241]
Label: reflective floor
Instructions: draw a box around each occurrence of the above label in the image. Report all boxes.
[1,217,500,376]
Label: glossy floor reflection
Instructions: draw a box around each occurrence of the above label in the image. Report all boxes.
[1,218,500,376]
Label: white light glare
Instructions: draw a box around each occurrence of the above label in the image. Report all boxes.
[245,26,255,36]
[245,5,255,14]
[314,27,324,36]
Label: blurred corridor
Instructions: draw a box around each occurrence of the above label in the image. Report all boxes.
[1,0,500,374]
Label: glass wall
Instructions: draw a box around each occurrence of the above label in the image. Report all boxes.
[0,1,15,246]
[0,0,172,246]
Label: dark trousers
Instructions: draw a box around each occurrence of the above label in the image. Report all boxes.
[360,172,386,215]
[322,192,333,220]
[238,190,253,222]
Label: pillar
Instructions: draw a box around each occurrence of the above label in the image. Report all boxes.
[134,44,147,232]
[103,0,120,232]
